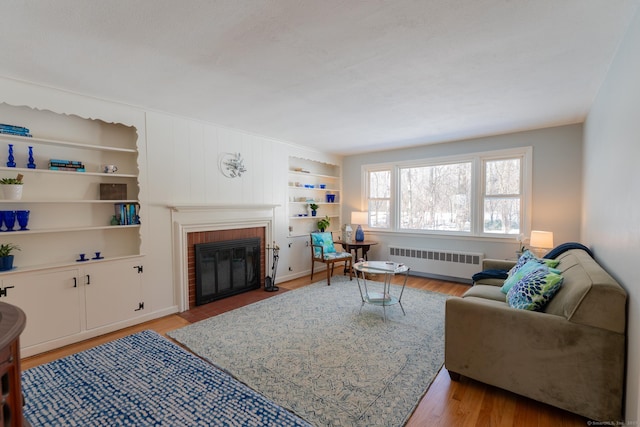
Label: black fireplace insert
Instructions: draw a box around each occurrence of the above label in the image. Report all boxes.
[194,237,261,305]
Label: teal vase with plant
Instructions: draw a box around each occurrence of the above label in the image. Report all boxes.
[0,243,20,271]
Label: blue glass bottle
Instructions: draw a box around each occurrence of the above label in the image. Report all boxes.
[27,146,36,168]
[6,144,16,167]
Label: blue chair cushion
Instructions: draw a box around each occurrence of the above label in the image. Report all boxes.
[311,232,336,257]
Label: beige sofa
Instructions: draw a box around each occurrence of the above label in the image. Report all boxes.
[445,248,627,421]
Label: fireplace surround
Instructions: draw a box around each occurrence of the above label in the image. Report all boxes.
[170,204,278,311]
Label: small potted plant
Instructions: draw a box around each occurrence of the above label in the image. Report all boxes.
[317,215,331,232]
[0,243,20,271]
[308,202,319,217]
[0,174,24,200]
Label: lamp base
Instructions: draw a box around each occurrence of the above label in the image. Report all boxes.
[355,225,364,242]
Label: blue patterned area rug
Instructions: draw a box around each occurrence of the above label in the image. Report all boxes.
[168,276,449,426]
[22,330,311,427]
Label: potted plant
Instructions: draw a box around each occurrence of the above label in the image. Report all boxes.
[0,243,20,271]
[308,203,319,217]
[0,174,24,200]
[317,215,331,232]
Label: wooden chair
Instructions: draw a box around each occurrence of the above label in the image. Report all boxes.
[310,232,353,286]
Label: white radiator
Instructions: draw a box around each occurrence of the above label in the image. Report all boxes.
[388,246,483,280]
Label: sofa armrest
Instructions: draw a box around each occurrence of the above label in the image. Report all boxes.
[444,296,624,421]
[482,258,516,271]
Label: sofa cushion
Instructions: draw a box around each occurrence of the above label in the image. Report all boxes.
[463,284,507,302]
[311,232,336,257]
[507,267,564,311]
[544,250,627,333]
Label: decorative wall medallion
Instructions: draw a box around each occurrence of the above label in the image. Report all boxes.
[219,152,247,178]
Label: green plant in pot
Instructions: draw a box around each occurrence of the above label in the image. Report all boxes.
[0,243,20,271]
[0,174,24,200]
[308,202,319,217]
[317,215,331,232]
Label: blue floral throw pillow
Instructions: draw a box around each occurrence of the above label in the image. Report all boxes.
[507,267,564,311]
[311,232,336,258]
[501,260,546,294]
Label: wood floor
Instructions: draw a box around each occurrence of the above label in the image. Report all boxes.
[22,273,588,427]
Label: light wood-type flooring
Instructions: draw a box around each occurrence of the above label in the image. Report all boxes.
[22,273,588,427]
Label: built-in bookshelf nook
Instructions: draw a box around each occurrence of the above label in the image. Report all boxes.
[0,102,146,357]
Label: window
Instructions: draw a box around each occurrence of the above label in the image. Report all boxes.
[399,162,471,232]
[367,169,391,228]
[363,148,531,237]
[483,158,522,234]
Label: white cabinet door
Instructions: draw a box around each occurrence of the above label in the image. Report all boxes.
[287,236,311,275]
[84,258,144,330]
[1,269,81,348]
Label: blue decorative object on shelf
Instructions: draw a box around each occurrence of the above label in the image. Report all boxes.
[16,210,30,230]
[27,146,36,168]
[2,211,16,231]
[6,144,16,167]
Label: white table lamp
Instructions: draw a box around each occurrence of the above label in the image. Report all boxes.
[351,211,368,242]
[529,230,554,257]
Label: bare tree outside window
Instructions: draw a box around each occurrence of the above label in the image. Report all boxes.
[368,170,390,228]
[483,158,521,234]
[399,163,471,231]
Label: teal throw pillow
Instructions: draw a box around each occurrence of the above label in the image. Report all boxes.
[508,250,559,277]
[507,268,564,311]
[311,232,336,258]
[501,260,546,294]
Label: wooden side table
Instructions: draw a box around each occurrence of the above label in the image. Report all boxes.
[334,240,378,262]
[0,302,29,427]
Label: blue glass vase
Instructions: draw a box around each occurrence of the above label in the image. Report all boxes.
[2,211,16,231]
[355,224,365,241]
[27,146,36,168]
[16,210,30,230]
[6,144,16,167]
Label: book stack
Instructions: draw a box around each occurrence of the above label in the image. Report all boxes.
[114,203,140,225]
[0,123,32,137]
[48,159,86,172]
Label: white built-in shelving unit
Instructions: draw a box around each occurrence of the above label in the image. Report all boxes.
[286,157,341,275]
[0,103,146,357]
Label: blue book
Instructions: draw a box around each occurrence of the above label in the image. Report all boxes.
[49,159,83,165]
[0,129,32,137]
[48,166,86,172]
[0,124,30,132]
[49,162,84,168]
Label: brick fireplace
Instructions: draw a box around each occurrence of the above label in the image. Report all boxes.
[170,204,278,312]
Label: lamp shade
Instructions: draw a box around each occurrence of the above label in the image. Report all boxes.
[530,230,554,249]
[351,211,368,225]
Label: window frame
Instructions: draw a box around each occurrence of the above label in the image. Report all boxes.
[361,147,532,239]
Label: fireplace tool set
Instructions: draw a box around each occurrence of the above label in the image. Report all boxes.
[265,242,280,292]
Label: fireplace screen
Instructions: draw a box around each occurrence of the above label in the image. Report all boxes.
[194,238,261,305]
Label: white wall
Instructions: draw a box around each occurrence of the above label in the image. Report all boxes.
[583,8,640,422]
[342,124,584,266]
[142,111,342,303]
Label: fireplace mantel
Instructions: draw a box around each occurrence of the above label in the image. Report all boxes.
[170,204,278,311]
[169,203,279,213]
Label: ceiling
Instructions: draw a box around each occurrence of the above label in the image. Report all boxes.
[1,1,638,155]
